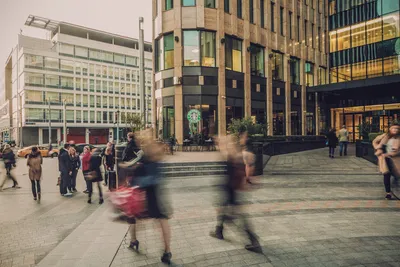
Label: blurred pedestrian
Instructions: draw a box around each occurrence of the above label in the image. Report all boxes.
[120,132,140,186]
[86,148,104,204]
[81,146,91,194]
[373,123,400,200]
[69,147,80,193]
[0,144,19,190]
[327,128,339,158]
[210,133,262,253]
[103,146,115,187]
[58,143,72,197]
[241,132,256,184]
[27,146,42,201]
[338,125,349,156]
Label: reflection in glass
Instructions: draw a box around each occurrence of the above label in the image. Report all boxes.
[164,33,175,69]
[272,52,284,81]
[250,44,264,77]
[351,23,366,48]
[381,0,400,15]
[383,12,400,40]
[290,58,300,84]
[201,31,216,67]
[225,36,242,72]
[183,30,200,66]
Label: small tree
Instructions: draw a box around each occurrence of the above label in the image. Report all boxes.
[227,117,268,137]
[125,113,145,133]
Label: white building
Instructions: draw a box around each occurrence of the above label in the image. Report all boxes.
[2,15,153,146]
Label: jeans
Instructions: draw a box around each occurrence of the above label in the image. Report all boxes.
[60,171,71,195]
[31,180,41,198]
[87,180,103,200]
[329,147,335,156]
[71,169,78,190]
[339,142,348,156]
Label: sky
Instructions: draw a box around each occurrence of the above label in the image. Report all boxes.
[0,0,153,66]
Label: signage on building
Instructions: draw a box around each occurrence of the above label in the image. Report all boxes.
[187,109,201,124]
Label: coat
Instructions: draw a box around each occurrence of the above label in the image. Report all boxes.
[326,131,339,148]
[373,133,400,177]
[122,140,138,162]
[2,148,16,168]
[58,148,72,173]
[27,153,42,181]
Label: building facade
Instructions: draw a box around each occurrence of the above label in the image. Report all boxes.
[152,0,329,143]
[311,0,400,142]
[2,15,153,146]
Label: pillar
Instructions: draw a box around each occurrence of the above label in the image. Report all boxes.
[85,128,90,143]
[217,0,226,136]
[38,128,43,145]
[266,50,273,136]
[284,54,291,136]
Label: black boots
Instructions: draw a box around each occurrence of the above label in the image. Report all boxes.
[161,252,172,264]
[210,226,224,240]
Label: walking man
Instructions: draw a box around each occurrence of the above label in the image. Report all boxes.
[58,143,72,196]
[338,125,349,156]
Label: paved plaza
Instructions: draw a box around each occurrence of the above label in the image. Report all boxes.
[0,148,399,267]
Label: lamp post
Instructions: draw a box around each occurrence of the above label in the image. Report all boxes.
[63,99,67,144]
[47,99,52,146]
[116,109,120,145]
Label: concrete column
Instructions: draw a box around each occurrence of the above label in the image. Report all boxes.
[315,92,320,135]
[174,13,183,143]
[266,50,273,136]
[57,128,61,145]
[300,59,306,135]
[109,128,114,142]
[38,128,43,145]
[243,41,251,118]
[85,128,90,144]
[284,54,291,136]
[217,0,226,136]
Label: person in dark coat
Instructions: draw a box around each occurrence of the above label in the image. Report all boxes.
[69,147,80,193]
[327,128,339,158]
[0,145,19,190]
[58,143,73,196]
[27,147,42,201]
[120,132,139,186]
[87,148,104,204]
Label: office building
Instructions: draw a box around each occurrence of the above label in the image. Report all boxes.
[2,15,153,146]
[152,0,329,143]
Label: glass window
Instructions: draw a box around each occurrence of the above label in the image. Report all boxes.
[89,64,95,76]
[224,0,229,12]
[250,44,264,77]
[26,108,44,121]
[61,77,74,89]
[102,66,107,78]
[97,111,101,123]
[337,64,351,82]
[318,27,321,51]
[46,75,59,88]
[237,0,243,18]
[59,43,74,55]
[352,61,367,80]
[381,0,400,15]
[337,27,351,50]
[383,12,400,41]
[166,0,173,10]
[83,95,88,106]
[114,54,125,65]
[330,31,337,52]
[164,33,174,69]
[75,46,88,58]
[90,95,95,107]
[318,67,327,85]
[183,30,200,66]
[44,57,59,71]
[366,17,383,44]
[304,20,308,45]
[205,0,215,8]
[96,65,101,77]
[297,16,300,41]
[76,94,82,106]
[25,90,43,103]
[83,111,89,122]
[271,2,275,32]
[250,0,254,23]
[311,23,315,48]
[126,56,138,67]
[103,96,108,107]
[61,93,74,104]
[182,0,195,6]
[383,56,400,76]
[280,7,284,36]
[290,58,300,84]
[76,110,82,122]
[25,72,44,86]
[60,60,74,73]
[351,23,366,48]
[261,0,265,27]
[104,51,113,63]
[225,36,243,72]
[289,11,293,39]
[330,67,338,83]
[201,31,216,67]
[76,78,81,90]
[155,38,162,72]
[96,80,101,92]
[89,49,105,61]
[271,51,284,81]
[305,62,314,86]
[90,79,95,91]
[367,58,383,78]
[24,55,43,69]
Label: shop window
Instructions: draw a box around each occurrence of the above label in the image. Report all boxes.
[271,51,284,81]
[225,35,243,72]
[383,12,400,41]
[273,103,285,135]
[164,33,175,69]
[250,44,265,77]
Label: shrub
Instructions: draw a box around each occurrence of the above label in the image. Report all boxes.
[227,117,268,137]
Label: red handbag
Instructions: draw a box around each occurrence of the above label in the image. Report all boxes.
[110,186,145,218]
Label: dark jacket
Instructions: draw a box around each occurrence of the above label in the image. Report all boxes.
[104,154,114,170]
[58,148,72,173]
[70,155,81,170]
[122,139,138,162]
[89,152,103,182]
[3,148,16,168]
[327,131,339,148]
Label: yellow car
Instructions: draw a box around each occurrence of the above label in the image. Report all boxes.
[17,146,59,158]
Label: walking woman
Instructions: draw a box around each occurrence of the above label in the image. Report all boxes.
[103,146,115,186]
[0,144,19,190]
[373,123,400,200]
[27,146,42,201]
[69,147,80,193]
[81,146,92,195]
[87,148,104,204]
[327,128,339,158]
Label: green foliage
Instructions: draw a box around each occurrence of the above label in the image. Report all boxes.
[227,117,268,137]
[124,113,145,133]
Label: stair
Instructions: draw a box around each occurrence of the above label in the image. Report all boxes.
[159,161,227,177]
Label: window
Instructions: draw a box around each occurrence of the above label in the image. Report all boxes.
[351,23,366,48]
[367,58,383,78]
[201,31,216,67]
[305,62,314,86]
[89,49,105,62]
[290,58,300,84]
[126,56,138,67]
[330,31,337,52]
[352,61,367,80]
[59,43,74,55]
[304,20,308,45]
[104,52,113,63]
[337,26,351,50]
[318,67,327,85]
[61,77,74,89]
[318,27,321,51]
[289,11,293,39]
[271,51,284,81]
[311,23,315,48]
[381,0,400,15]
[205,0,215,8]
[383,12,400,41]
[250,44,264,77]
[164,33,174,69]
[60,60,74,73]
[225,36,243,72]
[367,17,383,44]
[224,0,229,12]
[75,46,88,58]
[297,16,300,41]
[259,0,264,27]
[46,75,59,88]
[76,78,81,90]
[90,95,95,107]
[114,54,125,65]
[271,2,275,32]
[83,111,89,122]
[182,0,195,6]
[25,55,43,69]
[165,0,173,10]
[155,38,161,72]
[83,79,88,91]
[44,57,59,71]
[97,111,101,123]
[250,0,254,23]
[383,56,400,76]
[76,95,82,106]
[25,72,44,86]
[237,0,242,18]
[90,79,95,92]
[280,7,284,36]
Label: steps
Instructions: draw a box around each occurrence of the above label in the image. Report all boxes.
[159,161,227,177]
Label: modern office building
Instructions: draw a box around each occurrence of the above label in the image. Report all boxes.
[152,0,329,143]
[2,15,153,146]
[311,0,400,141]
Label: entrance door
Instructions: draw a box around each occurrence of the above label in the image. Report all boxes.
[344,114,363,142]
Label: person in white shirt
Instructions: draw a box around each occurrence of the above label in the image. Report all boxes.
[338,125,349,156]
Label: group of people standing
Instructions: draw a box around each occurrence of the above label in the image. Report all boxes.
[326,125,349,158]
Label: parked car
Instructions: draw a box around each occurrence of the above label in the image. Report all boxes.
[75,143,96,154]
[17,146,59,158]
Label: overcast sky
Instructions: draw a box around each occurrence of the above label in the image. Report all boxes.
[0,0,153,66]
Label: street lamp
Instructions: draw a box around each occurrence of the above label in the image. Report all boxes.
[115,109,120,145]
[46,98,52,146]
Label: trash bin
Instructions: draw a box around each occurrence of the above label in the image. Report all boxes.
[252,142,264,176]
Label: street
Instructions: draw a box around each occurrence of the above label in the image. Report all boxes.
[0,149,400,267]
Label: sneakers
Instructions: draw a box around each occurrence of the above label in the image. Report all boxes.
[385,194,392,200]
[83,190,89,194]
[64,192,73,197]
